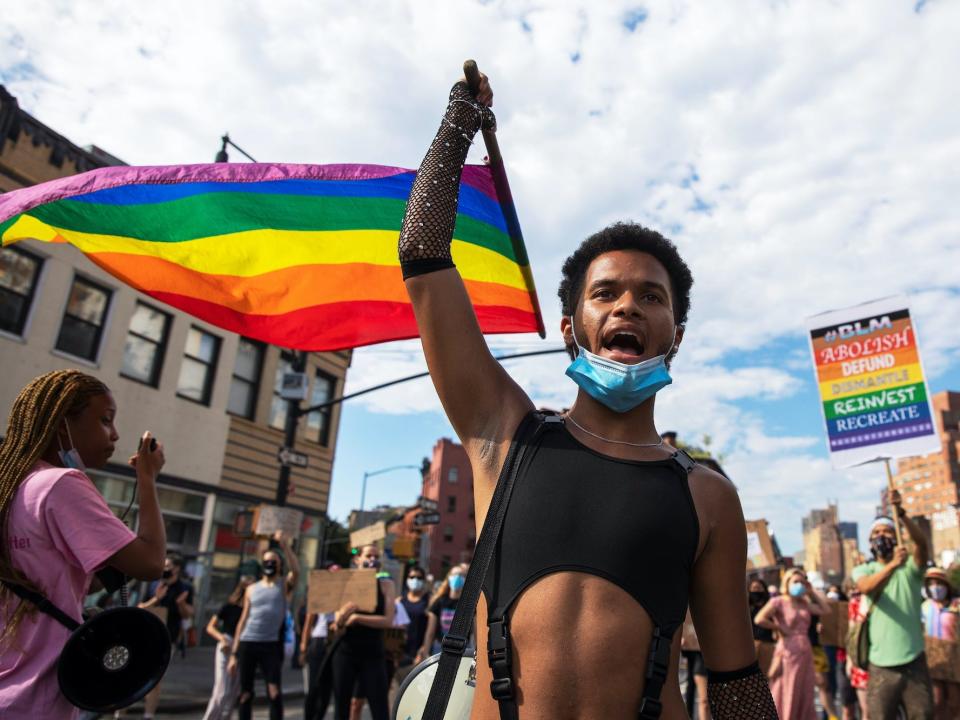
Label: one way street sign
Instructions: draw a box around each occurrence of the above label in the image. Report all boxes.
[413,512,441,527]
[277,446,309,468]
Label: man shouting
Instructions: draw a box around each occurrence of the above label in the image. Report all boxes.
[398,72,778,719]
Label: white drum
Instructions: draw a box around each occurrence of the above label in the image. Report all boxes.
[392,653,476,720]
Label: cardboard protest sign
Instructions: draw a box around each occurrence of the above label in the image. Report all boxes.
[925,637,960,682]
[806,296,939,468]
[818,601,849,647]
[350,521,386,550]
[745,520,777,569]
[307,568,379,615]
[253,504,303,538]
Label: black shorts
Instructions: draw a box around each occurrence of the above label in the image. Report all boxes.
[238,640,283,690]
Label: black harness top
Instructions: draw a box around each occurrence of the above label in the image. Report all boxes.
[480,415,700,719]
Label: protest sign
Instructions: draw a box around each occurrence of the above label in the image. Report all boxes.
[253,504,303,538]
[307,568,379,615]
[745,520,777,569]
[925,637,960,682]
[350,521,386,550]
[818,601,849,647]
[806,296,939,468]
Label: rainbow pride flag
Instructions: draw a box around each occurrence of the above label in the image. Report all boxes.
[0,163,544,350]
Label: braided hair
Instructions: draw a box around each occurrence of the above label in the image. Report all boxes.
[0,369,110,647]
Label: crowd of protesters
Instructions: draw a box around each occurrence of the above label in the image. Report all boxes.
[727,491,960,720]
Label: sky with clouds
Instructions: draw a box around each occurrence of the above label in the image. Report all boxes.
[3,0,959,555]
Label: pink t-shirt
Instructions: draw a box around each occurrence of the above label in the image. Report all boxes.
[0,461,137,719]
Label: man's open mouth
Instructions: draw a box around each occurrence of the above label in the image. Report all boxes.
[602,331,646,362]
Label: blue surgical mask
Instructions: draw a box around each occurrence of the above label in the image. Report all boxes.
[788,583,806,598]
[449,575,465,592]
[57,422,86,472]
[565,325,675,413]
[407,578,424,592]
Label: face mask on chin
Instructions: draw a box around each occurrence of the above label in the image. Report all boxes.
[565,324,675,413]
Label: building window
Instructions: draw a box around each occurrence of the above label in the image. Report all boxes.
[0,247,43,336]
[120,302,171,386]
[305,370,336,445]
[448,467,458,484]
[227,338,264,418]
[447,495,456,513]
[269,351,296,430]
[55,276,112,360]
[443,525,454,543]
[177,326,221,404]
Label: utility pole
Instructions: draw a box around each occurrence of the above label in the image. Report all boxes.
[276,351,307,506]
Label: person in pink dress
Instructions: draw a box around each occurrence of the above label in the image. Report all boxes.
[755,569,831,720]
[0,370,167,719]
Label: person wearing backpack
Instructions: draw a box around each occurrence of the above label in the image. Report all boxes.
[851,492,932,720]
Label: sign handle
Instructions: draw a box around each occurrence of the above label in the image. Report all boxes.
[884,458,904,546]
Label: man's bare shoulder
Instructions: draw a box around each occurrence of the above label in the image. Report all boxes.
[688,462,737,501]
[687,463,744,540]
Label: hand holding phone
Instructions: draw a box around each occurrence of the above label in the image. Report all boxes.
[128,431,165,478]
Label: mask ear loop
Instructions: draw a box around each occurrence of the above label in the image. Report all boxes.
[569,320,583,355]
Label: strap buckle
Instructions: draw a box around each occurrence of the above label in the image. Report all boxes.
[487,619,511,667]
[440,633,468,656]
[638,697,663,719]
[490,677,514,700]
[670,448,696,474]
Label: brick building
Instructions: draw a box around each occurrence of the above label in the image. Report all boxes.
[419,437,476,579]
[889,392,960,565]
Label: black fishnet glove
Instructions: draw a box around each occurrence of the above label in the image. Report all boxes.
[398,82,496,279]
[708,663,779,719]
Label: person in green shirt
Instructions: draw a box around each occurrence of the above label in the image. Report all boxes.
[851,489,932,720]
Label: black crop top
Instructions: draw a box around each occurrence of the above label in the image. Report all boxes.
[482,417,699,631]
[480,414,701,719]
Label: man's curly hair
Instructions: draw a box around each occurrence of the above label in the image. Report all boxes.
[558,222,693,327]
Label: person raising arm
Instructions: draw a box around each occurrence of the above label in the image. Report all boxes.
[399,70,776,719]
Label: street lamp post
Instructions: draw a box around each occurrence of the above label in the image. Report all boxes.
[360,464,421,515]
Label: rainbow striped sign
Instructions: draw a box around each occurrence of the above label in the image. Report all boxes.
[807,296,940,468]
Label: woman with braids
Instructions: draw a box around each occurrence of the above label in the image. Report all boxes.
[0,370,166,719]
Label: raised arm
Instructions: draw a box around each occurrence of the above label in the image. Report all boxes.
[399,73,532,452]
[687,468,778,719]
[107,432,166,579]
[895,494,930,567]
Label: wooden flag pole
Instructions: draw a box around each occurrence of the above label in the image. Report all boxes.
[462,59,547,339]
[883,457,903,546]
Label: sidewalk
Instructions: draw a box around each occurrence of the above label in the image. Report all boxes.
[124,645,306,715]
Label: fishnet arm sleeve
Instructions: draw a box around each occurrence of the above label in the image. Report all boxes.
[707,663,779,719]
[398,81,496,279]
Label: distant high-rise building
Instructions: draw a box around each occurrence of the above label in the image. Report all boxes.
[838,522,858,541]
[802,504,845,584]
